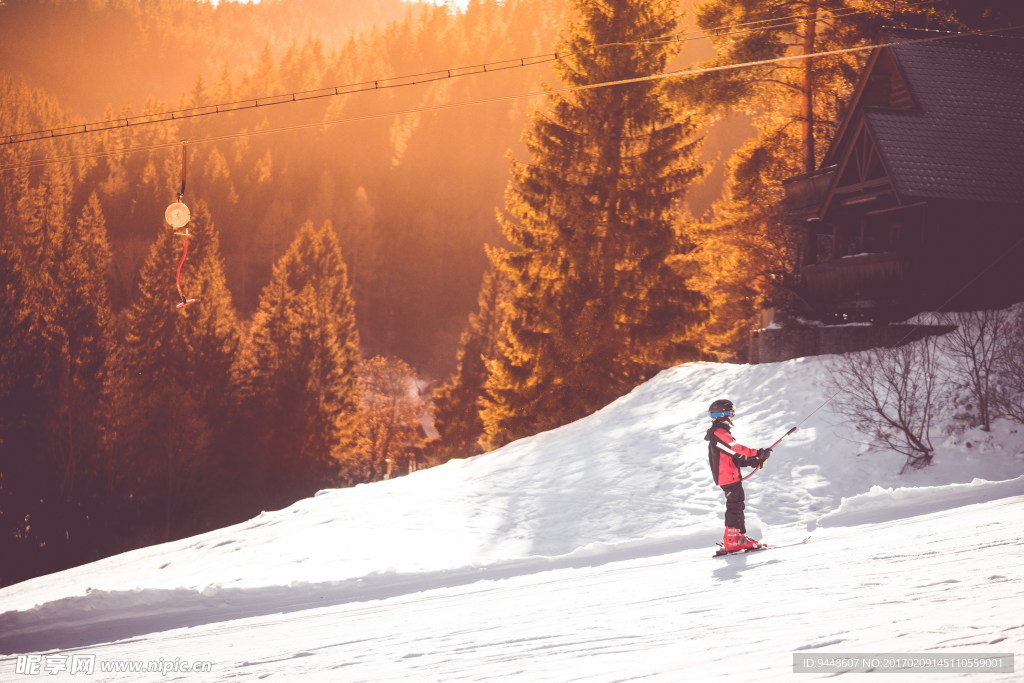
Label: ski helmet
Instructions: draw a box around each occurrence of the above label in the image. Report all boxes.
[708,399,734,419]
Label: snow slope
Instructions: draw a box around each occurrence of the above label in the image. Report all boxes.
[1,349,1023,681]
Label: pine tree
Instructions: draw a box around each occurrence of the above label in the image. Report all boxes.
[50,193,115,493]
[0,238,54,586]
[109,200,240,542]
[0,164,119,579]
[685,135,801,358]
[234,220,363,510]
[480,0,709,449]
[681,0,949,173]
[41,193,117,561]
[940,0,1024,28]
[431,264,508,461]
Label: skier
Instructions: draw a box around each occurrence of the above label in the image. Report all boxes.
[705,399,772,552]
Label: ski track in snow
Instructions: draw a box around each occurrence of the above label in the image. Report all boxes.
[1,346,1024,681]
[1,498,1021,682]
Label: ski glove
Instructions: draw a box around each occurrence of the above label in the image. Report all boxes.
[756,448,772,466]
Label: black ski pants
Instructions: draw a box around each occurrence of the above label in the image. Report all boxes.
[721,482,745,533]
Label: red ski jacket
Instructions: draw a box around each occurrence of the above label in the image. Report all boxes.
[705,420,762,486]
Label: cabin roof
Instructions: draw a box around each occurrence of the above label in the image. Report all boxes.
[836,30,1024,205]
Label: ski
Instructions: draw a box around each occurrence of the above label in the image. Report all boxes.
[712,535,811,558]
[713,545,769,558]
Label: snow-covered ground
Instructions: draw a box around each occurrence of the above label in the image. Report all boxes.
[1,344,1023,681]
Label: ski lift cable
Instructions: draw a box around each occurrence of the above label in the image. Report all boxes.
[604,0,941,48]
[0,9,856,146]
[1,22,1017,174]
[0,0,940,148]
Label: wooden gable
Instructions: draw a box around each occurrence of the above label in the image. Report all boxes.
[823,47,916,169]
[837,122,889,189]
[823,118,898,216]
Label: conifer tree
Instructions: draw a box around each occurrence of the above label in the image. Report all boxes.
[0,167,119,577]
[50,194,115,493]
[234,221,362,509]
[39,193,117,559]
[0,239,54,586]
[109,200,239,542]
[682,0,948,172]
[431,265,508,461]
[480,0,709,449]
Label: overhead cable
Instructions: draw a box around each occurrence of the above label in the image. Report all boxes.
[1,22,1016,173]
[0,0,941,148]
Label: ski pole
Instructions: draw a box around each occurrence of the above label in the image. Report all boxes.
[739,426,797,482]
[769,425,798,450]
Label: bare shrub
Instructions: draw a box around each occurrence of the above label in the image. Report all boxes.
[938,309,1014,431]
[994,308,1024,424]
[361,355,429,480]
[826,334,942,473]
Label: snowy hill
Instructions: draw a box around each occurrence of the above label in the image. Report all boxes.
[1,350,1023,681]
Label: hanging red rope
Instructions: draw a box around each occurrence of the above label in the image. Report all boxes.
[174,231,197,310]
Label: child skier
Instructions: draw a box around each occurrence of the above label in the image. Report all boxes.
[705,399,772,552]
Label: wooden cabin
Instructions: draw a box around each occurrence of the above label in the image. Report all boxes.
[783,30,1024,324]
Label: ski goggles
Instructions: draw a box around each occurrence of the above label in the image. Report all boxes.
[710,410,734,418]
